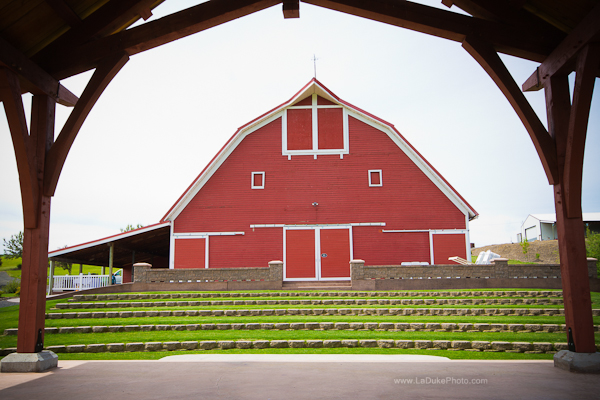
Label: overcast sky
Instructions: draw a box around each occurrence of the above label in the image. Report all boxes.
[1,0,599,253]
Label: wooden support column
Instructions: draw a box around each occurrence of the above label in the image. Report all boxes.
[47,260,55,296]
[79,263,83,274]
[108,243,114,285]
[544,47,599,353]
[17,94,56,353]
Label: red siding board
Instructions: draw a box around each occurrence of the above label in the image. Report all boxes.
[175,238,205,268]
[433,234,467,265]
[174,114,467,269]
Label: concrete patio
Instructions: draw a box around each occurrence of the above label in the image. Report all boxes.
[1,355,599,399]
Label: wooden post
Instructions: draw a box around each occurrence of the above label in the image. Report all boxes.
[47,260,55,296]
[108,243,114,285]
[78,263,83,274]
[16,95,55,353]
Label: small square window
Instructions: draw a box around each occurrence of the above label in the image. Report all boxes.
[369,170,382,187]
[252,172,265,189]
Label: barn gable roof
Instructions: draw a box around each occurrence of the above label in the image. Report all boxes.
[162,79,478,222]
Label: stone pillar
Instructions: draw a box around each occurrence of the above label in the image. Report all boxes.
[492,258,509,279]
[350,259,365,281]
[588,258,598,279]
[268,261,284,287]
[133,263,152,283]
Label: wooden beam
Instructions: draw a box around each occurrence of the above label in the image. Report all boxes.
[0,68,39,229]
[283,0,300,18]
[44,53,130,197]
[41,0,281,80]
[45,0,82,27]
[304,0,559,62]
[34,0,159,67]
[522,2,600,92]
[462,35,558,184]
[0,37,78,107]
[563,44,600,218]
[17,94,55,353]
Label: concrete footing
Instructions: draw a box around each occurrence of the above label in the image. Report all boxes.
[554,350,600,373]
[0,351,58,373]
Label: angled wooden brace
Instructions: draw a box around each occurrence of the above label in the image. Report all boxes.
[462,35,558,185]
[43,52,130,197]
[0,68,39,228]
[563,44,600,218]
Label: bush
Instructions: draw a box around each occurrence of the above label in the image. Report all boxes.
[586,228,600,275]
[2,280,20,294]
[17,263,22,270]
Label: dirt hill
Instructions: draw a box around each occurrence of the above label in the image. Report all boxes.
[471,240,560,264]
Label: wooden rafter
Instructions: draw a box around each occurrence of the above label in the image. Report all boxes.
[34,0,160,66]
[45,0,82,27]
[39,0,281,80]
[0,37,78,107]
[522,2,600,92]
[283,0,300,18]
[44,53,130,197]
[304,0,561,62]
[461,35,558,185]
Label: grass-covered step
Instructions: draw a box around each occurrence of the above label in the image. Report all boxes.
[1,339,587,356]
[45,307,572,320]
[71,290,563,301]
[56,297,563,309]
[8,322,590,336]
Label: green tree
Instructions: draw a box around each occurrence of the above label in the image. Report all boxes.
[520,238,530,261]
[120,224,144,233]
[3,231,23,259]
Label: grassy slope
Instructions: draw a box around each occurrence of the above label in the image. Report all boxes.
[0,256,121,279]
[1,292,599,359]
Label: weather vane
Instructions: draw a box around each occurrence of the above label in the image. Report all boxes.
[312,54,319,78]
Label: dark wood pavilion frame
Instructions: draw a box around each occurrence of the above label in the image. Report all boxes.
[1,0,598,355]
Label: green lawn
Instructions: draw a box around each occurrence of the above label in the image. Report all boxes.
[2,291,599,360]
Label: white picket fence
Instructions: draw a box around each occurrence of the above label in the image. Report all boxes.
[52,274,111,291]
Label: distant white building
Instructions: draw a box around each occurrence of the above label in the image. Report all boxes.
[518,213,600,242]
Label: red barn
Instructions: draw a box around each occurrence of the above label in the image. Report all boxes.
[161,79,478,281]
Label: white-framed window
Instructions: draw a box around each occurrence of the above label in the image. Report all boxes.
[369,169,382,187]
[282,94,349,157]
[251,172,265,189]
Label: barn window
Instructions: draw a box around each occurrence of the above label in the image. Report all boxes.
[251,172,265,189]
[369,170,382,187]
[283,94,348,156]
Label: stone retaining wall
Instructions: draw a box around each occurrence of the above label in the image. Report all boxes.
[44,307,585,320]
[350,259,599,291]
[55,297,563,309]
[3,340,598,356]
[9,322,600,336]
[132,261,284,289]
[70,290,564,301]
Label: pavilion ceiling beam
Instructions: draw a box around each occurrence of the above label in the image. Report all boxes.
[0,37,78,107]
[43,53,130,197]
[304,0,560,62]
[0,68,39,228]
[45,0,82,27]
[40,0,281,80]
[283,0,300,18]
[522,2,600,92]
[462,35,558,185]
[34,0,160,66]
